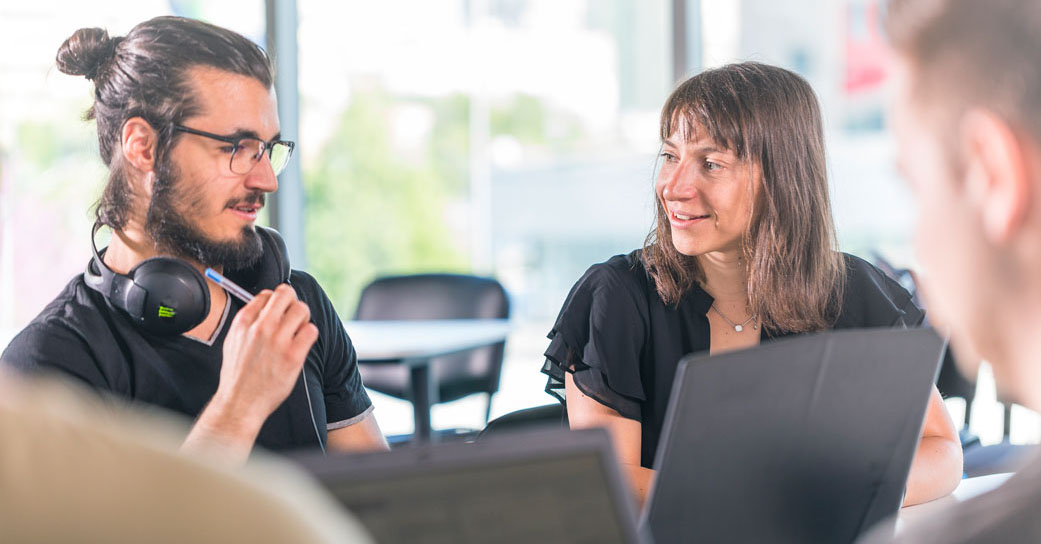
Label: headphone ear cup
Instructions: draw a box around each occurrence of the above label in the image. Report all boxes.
[84,253,107,290]
[127,258,210,336]
[85,250,143,318]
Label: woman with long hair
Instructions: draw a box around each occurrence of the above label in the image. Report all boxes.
[542,62,962,508]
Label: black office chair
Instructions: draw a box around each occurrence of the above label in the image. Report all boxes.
[936,349,981,429]
[355,273,510,434]
[478,403,566,439]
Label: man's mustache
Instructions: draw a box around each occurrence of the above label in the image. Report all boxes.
[225,192,266,209]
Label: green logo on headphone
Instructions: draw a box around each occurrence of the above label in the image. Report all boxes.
[157,306,176,319]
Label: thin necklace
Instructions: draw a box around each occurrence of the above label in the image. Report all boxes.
[710,304,758,333]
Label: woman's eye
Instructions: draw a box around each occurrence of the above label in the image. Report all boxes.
[705,161,721,171]
[219,145,237,154]
[660,152,678,162]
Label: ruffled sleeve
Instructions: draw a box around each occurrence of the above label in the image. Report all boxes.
[541,254,649,421]
[834,254,927,329]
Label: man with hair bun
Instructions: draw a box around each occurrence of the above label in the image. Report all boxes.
[1,16,387,460]
[864,0,1041,541]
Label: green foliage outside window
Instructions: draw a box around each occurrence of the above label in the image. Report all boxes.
[302,88,583,313]
[303,91,470,313]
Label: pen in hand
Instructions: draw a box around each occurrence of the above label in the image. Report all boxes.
[204,268,255,303]
[204,270,326,454]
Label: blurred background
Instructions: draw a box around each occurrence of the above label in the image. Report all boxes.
[0,0,1033,444]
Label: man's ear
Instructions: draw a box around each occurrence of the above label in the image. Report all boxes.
[121,117,158,180]
[960,109,1031,244]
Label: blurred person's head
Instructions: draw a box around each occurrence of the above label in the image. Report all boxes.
[887,0,1041,406]
[0,370,374,544]
[643,61,845,334]
[57,16,288,269]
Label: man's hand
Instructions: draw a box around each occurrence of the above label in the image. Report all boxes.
[183,284,318,462]
[215,284,319,423]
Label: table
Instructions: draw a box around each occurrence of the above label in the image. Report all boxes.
[896,473,1013,531]
[344,319,511,441]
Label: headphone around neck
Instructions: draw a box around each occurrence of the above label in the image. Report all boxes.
[83,222,324,451]
[84,222,291,336]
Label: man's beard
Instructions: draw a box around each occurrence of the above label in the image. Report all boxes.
[145,160,265,270]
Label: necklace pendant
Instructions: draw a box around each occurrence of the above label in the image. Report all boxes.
[734,325,743,332]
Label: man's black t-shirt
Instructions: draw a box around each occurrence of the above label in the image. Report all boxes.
[1,266,372,452]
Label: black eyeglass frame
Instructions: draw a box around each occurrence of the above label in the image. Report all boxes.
[173,124,296,176]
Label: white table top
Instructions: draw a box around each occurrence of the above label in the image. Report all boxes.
[344,319,512,363]
[897,472,1013,528]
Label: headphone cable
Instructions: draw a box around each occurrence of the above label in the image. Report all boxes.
[300,368,327,455]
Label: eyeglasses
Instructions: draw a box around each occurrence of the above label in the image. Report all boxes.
[173,124,296,176]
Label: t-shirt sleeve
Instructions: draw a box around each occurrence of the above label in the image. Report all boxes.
[1,321,113,391]
[541,259,648,421]
[291,272,372,427]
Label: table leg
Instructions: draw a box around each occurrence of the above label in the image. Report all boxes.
[410,363,438,442]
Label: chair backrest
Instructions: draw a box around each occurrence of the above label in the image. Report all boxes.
[478,403,566,439]
[355,274,509,402]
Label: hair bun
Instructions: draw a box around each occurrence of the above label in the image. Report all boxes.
[56,27,120,81]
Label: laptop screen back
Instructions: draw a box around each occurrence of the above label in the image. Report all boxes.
[643,327,945,544]
[296,428,645,544]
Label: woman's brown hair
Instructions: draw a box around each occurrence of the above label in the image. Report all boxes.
[642,62,845,333]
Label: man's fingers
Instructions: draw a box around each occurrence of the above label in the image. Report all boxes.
[289,323,319,362]
[255,284,298,333]
[279,301,312,342]
[231,290,272,328]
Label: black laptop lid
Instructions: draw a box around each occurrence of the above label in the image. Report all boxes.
[642,327,945,544]
[294,427,649,544]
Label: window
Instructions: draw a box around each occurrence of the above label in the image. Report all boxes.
[297,0,671,433]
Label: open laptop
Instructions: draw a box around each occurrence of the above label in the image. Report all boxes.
[293,427,649,544]
[642,327,946,544]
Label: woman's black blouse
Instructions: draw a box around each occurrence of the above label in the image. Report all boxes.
[541,250,924,468]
